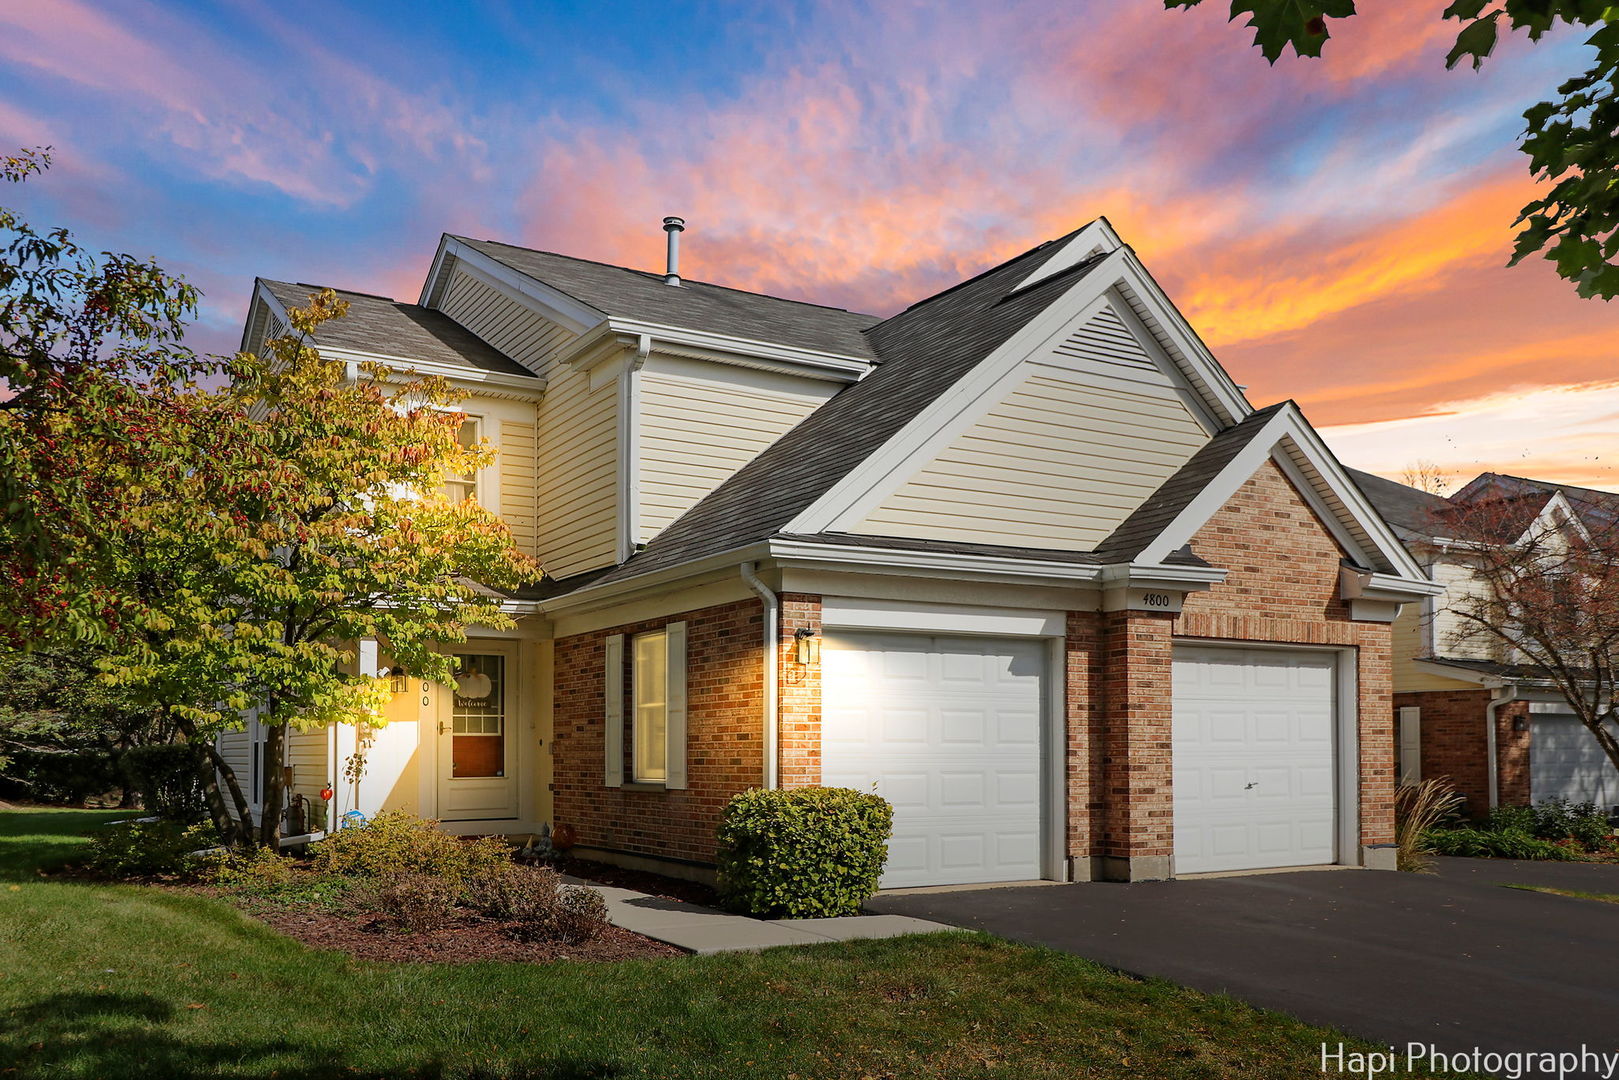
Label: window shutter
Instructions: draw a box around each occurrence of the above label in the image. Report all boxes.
[1398,706,1421,784]
[604,634,624,787]
[664,622,688,790]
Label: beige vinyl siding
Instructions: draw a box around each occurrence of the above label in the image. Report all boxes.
[857,307,1209,550]
[1392,601,1474,692]
[638,370,830,540]
[536,367,618,577]
[285,727,329,802]
[437,267,578,374]
[499,418,538,557]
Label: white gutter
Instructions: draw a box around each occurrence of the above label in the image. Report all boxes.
[1485,682,1519,809]
[740,561,779,789]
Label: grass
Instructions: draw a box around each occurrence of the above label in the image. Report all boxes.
[1504,883,1619,905]
[1,810,1446,1079]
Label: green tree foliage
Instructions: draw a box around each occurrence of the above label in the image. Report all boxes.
[0,153,543,847]
[0,646,170,804]
[1168,2,1619,298]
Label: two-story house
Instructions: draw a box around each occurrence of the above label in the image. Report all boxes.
[1351,469,1619,815]
[220,216,1440,886]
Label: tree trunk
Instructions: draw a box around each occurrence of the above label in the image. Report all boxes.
[258,722,286,849]
[171,715,252,847]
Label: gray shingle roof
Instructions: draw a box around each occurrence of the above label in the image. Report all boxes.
[1343,467,1450,535]
[454,238,882,360]
[1091,403,1289,561]
[259,279,534,378]
[582,228,1104,589]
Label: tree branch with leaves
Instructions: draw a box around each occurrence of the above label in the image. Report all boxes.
[1169,2,1619,298]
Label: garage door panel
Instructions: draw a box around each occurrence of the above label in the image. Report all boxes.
[823,631,1046,888]
[1531,713,1619,806]
[1174,646,1338,875]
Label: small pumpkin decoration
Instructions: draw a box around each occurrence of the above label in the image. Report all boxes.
[551,822,577,851]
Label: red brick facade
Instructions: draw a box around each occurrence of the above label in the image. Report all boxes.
[550,459,1399,878]
[551,599,765,865]
[1395,688,1531,814]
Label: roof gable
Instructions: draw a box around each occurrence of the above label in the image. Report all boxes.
[254,279,534,378]
[443,236,882,361]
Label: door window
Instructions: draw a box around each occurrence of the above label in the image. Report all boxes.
[451,654,505,778]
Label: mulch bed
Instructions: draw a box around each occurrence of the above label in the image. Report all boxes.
[550,854,718,907]
[242,901,683,964]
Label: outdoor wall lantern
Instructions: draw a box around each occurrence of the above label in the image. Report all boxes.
[794,627,820,666]
[1513,716,1529,732]
[387,666,408,694]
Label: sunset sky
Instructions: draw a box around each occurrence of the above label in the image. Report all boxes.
[5,1,1616,491]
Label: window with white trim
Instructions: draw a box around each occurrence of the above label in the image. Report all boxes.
[632,630,668,783]
[444,416,481,503]
[604,622,688,790]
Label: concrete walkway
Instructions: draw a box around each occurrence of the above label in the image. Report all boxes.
[574,881,958,955]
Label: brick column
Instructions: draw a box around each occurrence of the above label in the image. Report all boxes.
[1356,633,1396,848]
[777,593,822,788]
[1100,609,1176,880]
[1064,612,1105,877]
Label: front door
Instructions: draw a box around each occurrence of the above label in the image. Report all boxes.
[436,644,519,821]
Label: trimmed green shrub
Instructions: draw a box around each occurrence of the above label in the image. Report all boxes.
[1423,826,1576,861]
[468,865,561,924]
[310,810,509,883]
[716,786,893,918]
[86,818,218,878]
[198,844,298,891]
[553,884,610,943]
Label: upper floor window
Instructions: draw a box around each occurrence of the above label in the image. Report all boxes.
[444,416,481,503]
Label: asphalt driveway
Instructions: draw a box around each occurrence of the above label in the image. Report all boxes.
[869,858,1619,1073]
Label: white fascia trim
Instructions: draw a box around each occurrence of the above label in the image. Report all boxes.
[766,539,1105,586]
[1111,256,1250,428]
[430,237,605,336]
[584,317,872,383]
[535,543,775,616]
[1518,490,1593,546]
[787,251,1132,535]
[1136,404,1431,582]
[1339,567,1446,603]
[1099,562,1228,590]
[1011,217,1124,293]
[319,346,547,396]
[1411,659,1510,687]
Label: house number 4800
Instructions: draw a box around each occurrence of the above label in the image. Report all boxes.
[1141,592,1173,608]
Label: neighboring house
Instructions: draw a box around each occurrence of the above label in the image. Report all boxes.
[1351,468,1619,815]
[220,216,1440,886]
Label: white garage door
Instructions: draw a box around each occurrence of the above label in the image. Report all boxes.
[821,632,1045,888]
[1173,646,1338,875]
[1531,713,1619,807]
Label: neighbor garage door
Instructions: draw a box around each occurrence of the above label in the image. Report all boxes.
[821,632,1045,888]
[1531,712,1619,808]
[1173,646,1338,874]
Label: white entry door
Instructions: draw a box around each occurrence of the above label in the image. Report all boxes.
[1173,646,1338,874]
[1531,712,1619,807]
[436,645,519,821]
[821,632,1046,888]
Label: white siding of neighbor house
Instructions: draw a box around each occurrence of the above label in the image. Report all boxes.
[1431,557,1499,661]
[636,359,835,542]
[285,727,329,803]
[1391,598,1475,692]
[856,302,1209,551]
[536,366,619,578]
[436,266,578,375]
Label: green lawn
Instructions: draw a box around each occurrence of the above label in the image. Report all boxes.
[1,810,1438,1079]
[1504,882,1619,905]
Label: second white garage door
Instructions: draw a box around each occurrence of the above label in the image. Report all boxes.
[1531,712,1619,807]
[1173,646,1338,874]
[821,632,1046,888]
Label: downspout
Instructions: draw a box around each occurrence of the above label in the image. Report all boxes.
[740,561,779,789]
[1485,682,1519,809]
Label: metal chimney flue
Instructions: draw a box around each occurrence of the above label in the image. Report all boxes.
[662,216,685,286]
